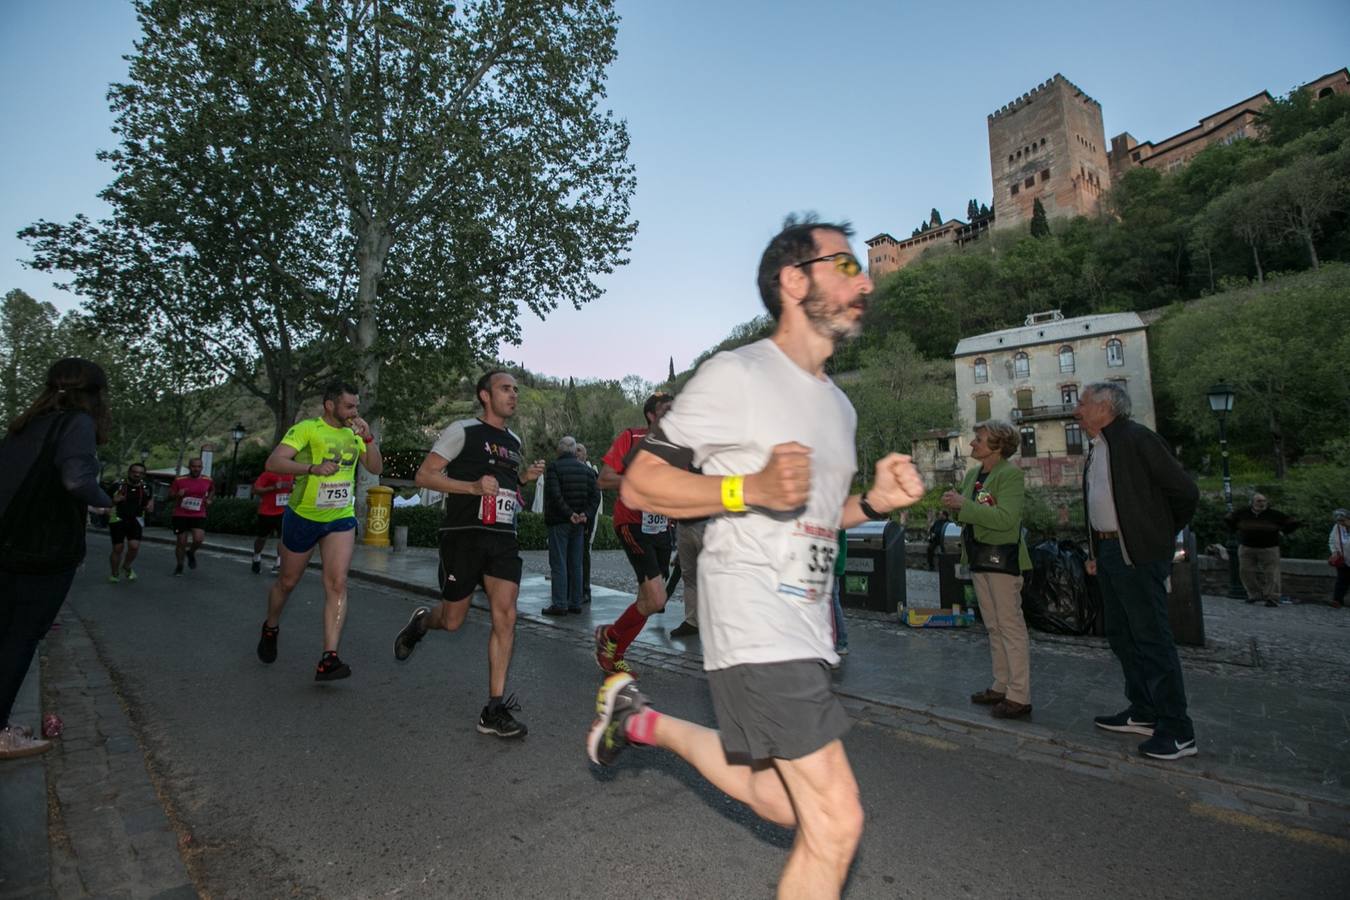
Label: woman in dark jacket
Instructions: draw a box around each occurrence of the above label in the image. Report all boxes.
[0,358,112,759]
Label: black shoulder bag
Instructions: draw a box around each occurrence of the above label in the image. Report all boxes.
[0,414,88,574]
[962,526,1022,576]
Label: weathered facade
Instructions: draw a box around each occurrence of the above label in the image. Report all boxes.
[1108,67,1349,181]
[952,310,1155,488]
[987,75,1111,231]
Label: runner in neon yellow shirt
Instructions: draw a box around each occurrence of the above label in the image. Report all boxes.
[254,381,383,681]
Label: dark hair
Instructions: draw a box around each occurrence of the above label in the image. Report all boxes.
[322,381,360,406]
[643,391,673,421]
[755,214,854,319]
[474,369,515,409]
[7,357,111,444]
[128,462,146,473]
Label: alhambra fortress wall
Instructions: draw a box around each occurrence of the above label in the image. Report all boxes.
[866,67,1349,279]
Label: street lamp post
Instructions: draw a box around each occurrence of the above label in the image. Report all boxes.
[1206,383,1245,599]
[229,423,246,497]
[140,446,150,465]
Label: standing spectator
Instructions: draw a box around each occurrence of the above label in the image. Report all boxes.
[1226,493,1300,607]
[926,510,950,570]
[1075,382,1200,761]
[942,420,1032,720]
[669,518,706,638]
[576,443,600,605]
[0,358,113,759]
[829,528,849,658]
[1330,509,1350,609]
[542,436,599,615]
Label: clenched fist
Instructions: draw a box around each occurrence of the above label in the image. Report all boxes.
[867,454,926,513]
[747,442,811,511]
[477,474,499,496]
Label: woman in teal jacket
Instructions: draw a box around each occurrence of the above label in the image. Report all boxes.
[941,420,1033,720]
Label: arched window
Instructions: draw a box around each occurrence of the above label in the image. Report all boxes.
[1106,338,1124,367]
[1013,351,1030,378]
[1318,87,1334,99]
[1058,345,1075,374]
[973,357,988,383]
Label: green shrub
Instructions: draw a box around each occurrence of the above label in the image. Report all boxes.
[390,506,441,547]
[388,506,624,551]
[204,497,260,535]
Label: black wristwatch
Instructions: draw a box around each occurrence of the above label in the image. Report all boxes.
[858,492,889,521]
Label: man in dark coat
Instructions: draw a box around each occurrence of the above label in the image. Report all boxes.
[1076,382,1199,762]
[542,436,599,615]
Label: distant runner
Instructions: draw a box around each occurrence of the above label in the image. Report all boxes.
[255,382,382,681]
[169,458,212,576]
[592,391,675,677]
[107,462,154,583]
[250,470,294,574]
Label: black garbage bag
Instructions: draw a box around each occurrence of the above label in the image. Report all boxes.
[1020,540,1101,635]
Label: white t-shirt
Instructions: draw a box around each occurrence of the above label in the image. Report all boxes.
[657,339,857,671]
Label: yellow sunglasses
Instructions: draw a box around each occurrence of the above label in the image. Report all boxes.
[793,252,862,278]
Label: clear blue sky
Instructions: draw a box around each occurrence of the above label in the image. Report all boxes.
[3,0,1346,384]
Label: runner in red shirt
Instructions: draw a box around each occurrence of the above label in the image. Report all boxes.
[250,471,294,574]
[169,457,213,576]
[594,392,675,677]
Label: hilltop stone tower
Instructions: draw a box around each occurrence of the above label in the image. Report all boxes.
[988,74,1110,231]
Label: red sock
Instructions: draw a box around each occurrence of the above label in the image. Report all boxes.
[610,603,649,656]
[624,707,661,746]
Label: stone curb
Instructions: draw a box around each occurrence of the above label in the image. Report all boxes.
[143,532,1350,839]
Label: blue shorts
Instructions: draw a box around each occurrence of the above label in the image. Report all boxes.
[281,509,357,554]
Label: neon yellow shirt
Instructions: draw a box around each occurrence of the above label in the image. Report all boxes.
[281,417,367,523]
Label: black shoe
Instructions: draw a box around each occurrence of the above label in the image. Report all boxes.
[1265,599,1279,607]
[315,651,351,681]
[251,559,261,574]
[587,673,648,766]
[173,564,184,577]
[478,695,527,738]
[393,607,429,662]
[670,621,699,638]
[1093,709,1155,736]
[187,549,197,570]
[1138,733,1197,760]
[582,593,592,605]
[541,606,569,617]
[568,607,583,615]
[257,623,279,664]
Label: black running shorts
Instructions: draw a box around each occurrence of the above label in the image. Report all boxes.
[172,516,206,535]
[437,529,523,602]
[255,512,284,538]
[707,659,851,762]
[109,518,143,544]
[615,522,672,585]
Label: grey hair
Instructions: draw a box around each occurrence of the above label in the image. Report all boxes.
[1083,382,1132,420]
[557,435,578,455]
[1334,508,1350,521]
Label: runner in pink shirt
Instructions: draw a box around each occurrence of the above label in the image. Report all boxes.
[169,457,213,576]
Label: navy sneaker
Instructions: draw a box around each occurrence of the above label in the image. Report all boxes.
[1093,709,1155,736]
[1139,733,1198,760]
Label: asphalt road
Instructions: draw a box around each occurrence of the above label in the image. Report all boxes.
[57,544,1350,899]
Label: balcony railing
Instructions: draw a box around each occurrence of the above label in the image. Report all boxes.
[1010,403,1076,423]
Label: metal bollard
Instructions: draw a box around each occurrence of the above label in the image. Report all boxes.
[392,525,408,553]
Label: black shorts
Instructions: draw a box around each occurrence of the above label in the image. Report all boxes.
[707,660,851,762]
[109,518,143,544]
[255,513,284,538]
[437,529,523,602]
[616,522,672,585]
[172,516,206,535]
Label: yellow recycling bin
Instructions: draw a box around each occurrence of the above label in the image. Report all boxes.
[363,485,394,547]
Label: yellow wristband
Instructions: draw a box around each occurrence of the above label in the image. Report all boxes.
[721,475,747,513]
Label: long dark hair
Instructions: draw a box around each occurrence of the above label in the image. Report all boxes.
[7,357,111,445]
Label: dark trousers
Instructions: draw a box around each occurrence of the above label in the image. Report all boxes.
[1334,565,1350,605]
[0,567,77,725]
[1096,540,1194,740]
[582,531,593,601]
[547,522,585,611]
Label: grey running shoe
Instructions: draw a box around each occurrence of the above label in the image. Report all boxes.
[393,607,430,662]
[478,695,527,738]
[587,673,648,766]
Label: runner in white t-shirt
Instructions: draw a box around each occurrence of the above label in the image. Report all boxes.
[585,218,925,899]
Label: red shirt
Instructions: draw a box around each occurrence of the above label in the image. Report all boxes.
[602,427,648,526]
[171,476,213,518]
[253,472,295,517]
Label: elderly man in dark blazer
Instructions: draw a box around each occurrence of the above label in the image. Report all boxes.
[542,436,600,616]
[1075,382,1200,761]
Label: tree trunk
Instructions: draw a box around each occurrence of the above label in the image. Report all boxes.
[353,223,393,516]
[1269,406,1286,480]
[1251,242,1264,284]
[1304,232,1320,269]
